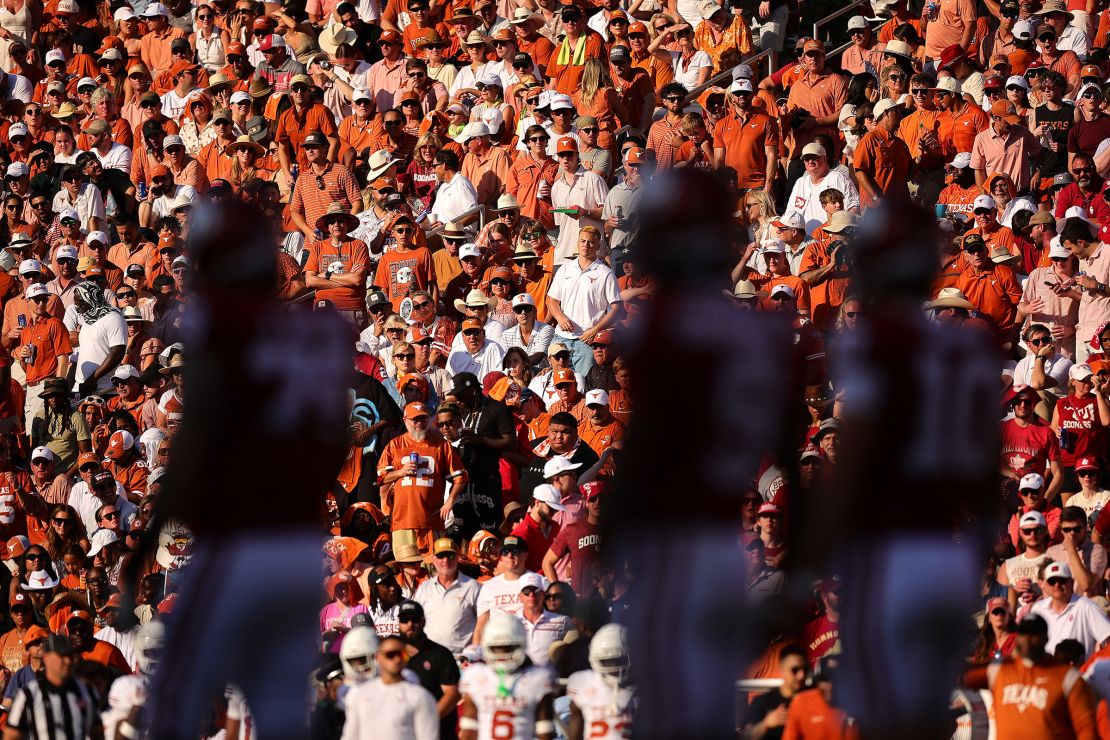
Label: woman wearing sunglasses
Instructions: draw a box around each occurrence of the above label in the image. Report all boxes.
[190,3,232,74]
[45,505,90,576]
[970,597,1017,663]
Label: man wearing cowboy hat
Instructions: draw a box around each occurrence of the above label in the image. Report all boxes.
[509,8,555,72]
[473,194,523,253]
[304,203,370,327]
[450,287,504,348]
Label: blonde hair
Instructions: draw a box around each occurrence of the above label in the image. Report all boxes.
[579,58,613,107]
[415,132,443,151]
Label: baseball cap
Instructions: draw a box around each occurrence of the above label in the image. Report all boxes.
[1071,363,1095,381]
[44,49,65,66]
[106,430,135,461]
[1019,472,1045,491]
[847,14,867,30]
[935,76,961,94]
[500,535,526,554]
[553,368,576,386]
[8,122,29,138]
[548,342,569,356]
[769,284,796,300]
[757,502,781,516]
[1044,561,1073,580]
[532,484,566,511]
[511,293,535,309]
[1019,510,1047,528]
[543,457,581,479]
[24,284,49,300]
[771,212,805,230]
[1005,75,1028,90]
[303,132,328,148]
[973,194,996,212]
[30,446,56,463]
[550,94,574,111]
[432,538,458,556]
[257,34,285,51]
[584,389,609,407]
[801,142,827,158]
[43,634,74,656]
[5,162,28,179]
[950,152,972,169]
[872,98,902,120]
[729,78,753,94]
[397,600,424,621]
[55,245,79,261]
[403,401,430,420]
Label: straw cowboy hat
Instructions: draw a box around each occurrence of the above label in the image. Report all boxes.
[316,202,361,234]
[319,23,357,55]
[924,287,975,311]
[453,288,497,314]
[226,135,265,157]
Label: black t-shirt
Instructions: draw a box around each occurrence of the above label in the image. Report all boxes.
[459,396,514,489]
[746,689,791,740]
[518,441,600,502]
[408,637,460,740]
[585,364,618,393]
[1034,102,1073,178]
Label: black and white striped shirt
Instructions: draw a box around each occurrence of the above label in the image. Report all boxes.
[6,674,101,740]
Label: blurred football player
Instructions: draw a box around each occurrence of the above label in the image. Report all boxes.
[567,624,636,740]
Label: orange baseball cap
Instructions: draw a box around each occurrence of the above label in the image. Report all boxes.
[404,401,430,419]
[461,317,483,330]
[226,41,247,56]
[380,29,401,43]
[77,452,100,469]
[67,609,93,625]
[406,326,431,343]
[150,164,171,178]
[556,136,578,154]
[624,146,645,165]
[489,266,512,281]
[1082,63,1103,79]
[554,368,576,386]
[628,21,648,35]
[803,39,824,54]
[21,625,48,647]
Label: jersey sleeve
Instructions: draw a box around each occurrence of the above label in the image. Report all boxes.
[566,670,587,706]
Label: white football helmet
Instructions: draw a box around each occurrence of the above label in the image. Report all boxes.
[136,620,165,676]
[482,612,526,673]
[589,624,630,685]
[340,626,380,681]
[396,266,414,285]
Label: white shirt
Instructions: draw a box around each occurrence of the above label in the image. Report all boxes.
[52,183,106,232]
[528,368,585,410]
[449,61,495,97]
[413,572,480,655]
[1010,352,1073,397]
[1030,593,1110,655]
[3,73,32,103]
[501,322,554,358]
[519,610,570,666]
[76,310,127,393]
[68,481,137,534]
[430,172,479,225]
[341,677,439,740]
[160,88,196,124]
[1057,23,1088,56]
[95,625,138,669]
[152,185,198,221]
[95,142,133,175]
[449,318,505,352]
[550,168,609,264]
[669,49,713,90]
[784,169,861,236]
[447,338,506,378]
[476,571,547,618]
[356,0,382,22]
[547,258,620,339]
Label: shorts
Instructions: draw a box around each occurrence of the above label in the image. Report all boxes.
[392,528,445,557]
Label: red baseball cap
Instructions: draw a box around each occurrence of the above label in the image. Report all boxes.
[1076,456,1100,473]
[556,136,578,154]
[257,33,283,51]
[757,503,781,516]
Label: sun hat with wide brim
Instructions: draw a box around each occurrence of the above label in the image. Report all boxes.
[453,288,497,314]
[226,134,266,157]
[924,287,976,311]
[316,202,361,234]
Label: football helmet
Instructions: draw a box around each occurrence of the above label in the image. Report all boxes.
[136,620,165,676]
[589,624,630,685]
[340,625,380,681]
[482,612,526,673]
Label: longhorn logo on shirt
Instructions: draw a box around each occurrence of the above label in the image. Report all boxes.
[1000,683,1048,712]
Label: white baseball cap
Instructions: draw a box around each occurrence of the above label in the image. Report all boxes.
[935,76,961,94]
[972,194,996,212]
[516,571,545,591]
[163,134,184,148]
[8,123,28,138]
[770,283,796,299]
[24,284,49,300]
[455,121,490,144]
[1079,82,1104,99]
[1044,561,1073,580]
[1013,19,1033,40]
[113,6,136,21]
[87,530,119,559]
[1005,75,1028,90]
[771,211,806,230]
[549,93,574,111]
[99,48,123,61]
[1018,510,1046,528]
[761,239,786,254]
[542,456,580,479]
[872,98,902,120]
[30,446,56,463]
[584,389,609,407]
[351,88,372,103]
[729,78,753,94]
[511,293,535,308]
[950,152,972,169]
[229,91,251,105]
[143,2,167,16]
[55,245,79,261]
[86,230,108,246]
[1049,240,1071,259]
[18,259,43,275]
[112,364,141,381]
[531,484,566,511]
[1070,363,1094,381]
[44,49,66,65]
[847,14,868,29]
[477,72,502,87]
[5,162,28,178]
[1019,472,1045,491]
[480,106,505,134]
[76,77,97,91]
[458,243,481,260]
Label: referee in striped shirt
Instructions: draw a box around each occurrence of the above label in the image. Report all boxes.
[5,634,103,740]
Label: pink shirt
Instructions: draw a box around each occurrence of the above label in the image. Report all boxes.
[1078,242,1110,348]
[367,57,406,116]
[970,124,1043,193]
[924,0,977,60]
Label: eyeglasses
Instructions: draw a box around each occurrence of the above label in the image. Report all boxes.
[520,586,541,595]
[1047,577,1069,586]
[663,95,684,102]
[101,512,119,520]
[1061,526,1082,533]
[1019,488,1041,496]
[513,305,533,313]
[23,553,41,561]
[394,226,412,234]
[412,300,430,310]
[545,592,563,600]
[990,608,1007,616]
[579,127,598,134]
[197,13,212,18]
[1079,471,1098,477]
[1013,398,1034,406]
[384,120,402,127]
[1020,528,1042,535]
[527,136,548,143]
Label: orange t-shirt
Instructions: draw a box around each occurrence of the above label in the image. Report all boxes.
[305,238,371,311]
[81,639,131,674]
[782,688,860,740]
[853,125,912,201]
[579,417,625,456]
[982,659,1098,740]
[377,430,467,530]
[955,263,1023,332]
[373,246,437,312]
[18,316,71,385]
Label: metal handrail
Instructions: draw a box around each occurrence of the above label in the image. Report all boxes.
[686,46,775,100]
[813,0,867,42]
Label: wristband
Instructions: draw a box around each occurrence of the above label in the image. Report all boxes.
[535,720,555,734]
[460,717,479,730]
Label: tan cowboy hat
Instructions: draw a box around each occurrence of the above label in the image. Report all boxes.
[366,149,399,182]
[925,287,975,311]
[319,23,357,55]
[510,7,539,24]
[248,77,273,99]
[207,72,232,91]
[465,30,490,47]
[160,352,185,375]
[493,193,520,212]
[441,220,467,238]
[415,29,448,49]
[51,102,78,119]
[453,288,497,314]
[227,134,265,157]
[316,202,361,234]
[392,543,424,564]
[512,243,539,260]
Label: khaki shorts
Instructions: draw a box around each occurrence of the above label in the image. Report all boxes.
[392,528,445,557]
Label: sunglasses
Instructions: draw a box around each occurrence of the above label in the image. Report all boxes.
[394,352,415,360]
[101,512,120,520]
[24,553,41,561]
[384,120,403,127]
[1061,526,1082,533]
[52,516,69,524]
[521,586,541,595]
[394,226,412,234]
[412,300,431,310]
[990,607,1007,616]
[527,136,548,143]
[379,650,404,659]
[463,329,482,336]
[1047,577,1069,586]
[1028,337,1049,346]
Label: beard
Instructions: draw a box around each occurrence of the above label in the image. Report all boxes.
[410,428,427,442]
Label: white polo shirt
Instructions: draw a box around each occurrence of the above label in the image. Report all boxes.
[1030,593,1110,656]
[546,258,620,340]
[550,167,609,264]
[413,572,481,655]
[430,172,479,225]
[446,338,505,378]
[519,610,570,666]
[96,142,134,175]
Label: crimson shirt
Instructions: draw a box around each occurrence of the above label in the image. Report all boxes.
[547,517,600,597]
[510,514,562,573]
[1000,417,1061,478]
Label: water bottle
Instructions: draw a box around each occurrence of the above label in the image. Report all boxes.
[137,180,147,200]
[291,164,299,183]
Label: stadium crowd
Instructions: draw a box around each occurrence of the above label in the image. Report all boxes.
[8,0,1110,734]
